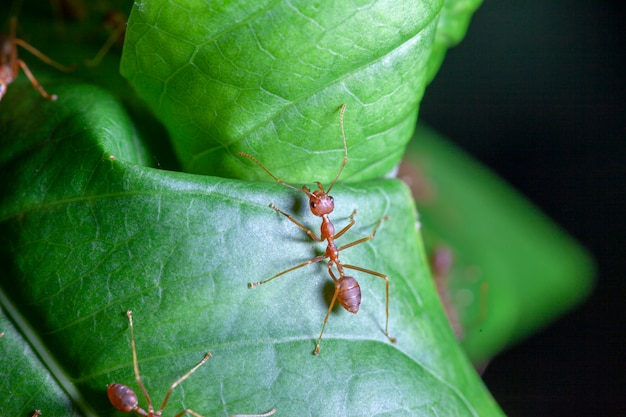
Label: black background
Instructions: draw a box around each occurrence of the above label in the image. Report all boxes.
[420,1,625,415]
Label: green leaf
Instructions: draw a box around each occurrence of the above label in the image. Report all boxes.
[401,125,595,364]
[425,0,484,84]
[1,84,503,416]
[120,0,443,182]
[0,306,77,417]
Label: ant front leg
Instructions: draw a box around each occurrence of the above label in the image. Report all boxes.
[333,209,358,240]
[336,215,389,253]
[269,203,323,242]
[248,252,329,288]
[17,59,57,101]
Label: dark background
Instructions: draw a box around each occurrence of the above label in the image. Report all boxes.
[420,1,625,415]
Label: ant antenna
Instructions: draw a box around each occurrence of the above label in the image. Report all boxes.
[326,103,348,194]
[238,104,349,196]
[236,151,305,195]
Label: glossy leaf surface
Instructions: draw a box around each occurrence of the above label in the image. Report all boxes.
[120,0,442,181]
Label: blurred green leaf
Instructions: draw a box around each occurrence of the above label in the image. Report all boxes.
[401,125,595,365]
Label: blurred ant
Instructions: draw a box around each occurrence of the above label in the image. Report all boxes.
[108,311,275,417]
[429,246,490,342]
[429,246,463,339]
[49,0,127,67]
[239,104,395,355]
[0,17,72,101]
[84,9,126,67]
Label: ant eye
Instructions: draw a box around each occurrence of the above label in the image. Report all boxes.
[310,202,316,208]
[330,196,334,202]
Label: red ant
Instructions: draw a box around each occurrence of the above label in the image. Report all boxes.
[84,9,127,67]
[238,104,395,355]
[0,17,72,101]
[108,310,276,417]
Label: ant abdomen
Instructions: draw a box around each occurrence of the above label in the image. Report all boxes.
[337,276,361,314]
[107,383,138,412]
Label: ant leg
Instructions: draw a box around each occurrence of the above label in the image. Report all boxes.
[314,266,341,355]
[248,253,328,287]
[269,204,323,242]
[230,410,277,417]
[14,39,74,72]
[333,209,358,240]
[336,215,389,253]
[325,103,349,193]
[342,264,396,343]
[84,23,126,67]
[17,59,57,101]
[126,310,154,412]
[172,409,205,417]
[156,353,212,413]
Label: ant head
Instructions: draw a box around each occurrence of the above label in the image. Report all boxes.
[303,185,335,217]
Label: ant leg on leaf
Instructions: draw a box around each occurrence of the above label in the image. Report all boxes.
[108,311,275,417]
[1,17,73,101]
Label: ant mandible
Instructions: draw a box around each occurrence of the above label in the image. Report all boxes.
[238,104,396,355]
[108,310,276,417]
[0,17,72,101]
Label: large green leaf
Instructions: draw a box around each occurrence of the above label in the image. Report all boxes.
[0,83,503,416]
[119,0,442,182]
[0,1,505,415]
